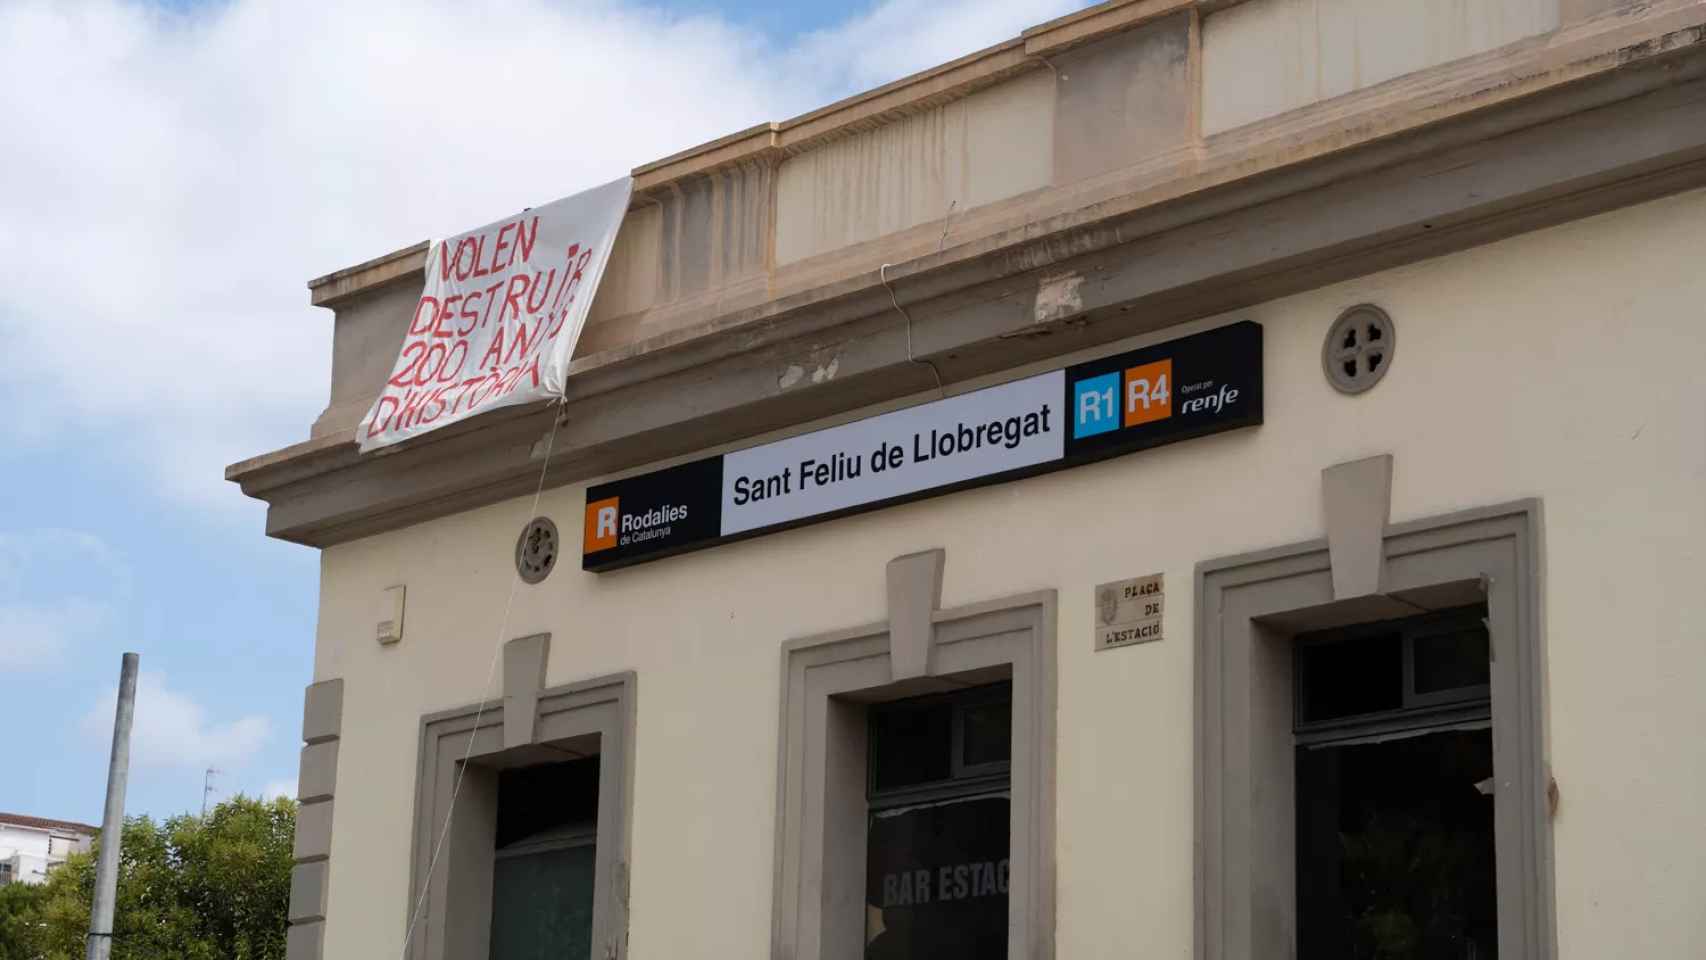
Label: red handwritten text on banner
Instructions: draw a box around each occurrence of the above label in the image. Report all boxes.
[358,177,633,452]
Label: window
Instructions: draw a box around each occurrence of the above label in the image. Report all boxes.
[1194,501,1554,960]
[489,758,599,960]
[1294,612,1491,740]
[408,667,636,960]
[0,861,13,885]
[865,684,1012,959]
[770,562,1056,960]
[1294,609,1497,959]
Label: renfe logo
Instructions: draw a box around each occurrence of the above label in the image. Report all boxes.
[584,496,619,553]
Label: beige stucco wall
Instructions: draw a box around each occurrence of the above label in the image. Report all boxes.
[313,187,1706,959]
[774,70,1056,267]
[1202,0,1560,134]
[583,202,662,329]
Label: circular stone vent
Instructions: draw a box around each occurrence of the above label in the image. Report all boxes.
[1322,304,1396,395]
[515,516,559,584]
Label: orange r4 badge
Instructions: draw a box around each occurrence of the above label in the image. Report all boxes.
[585,497,620,553]
[1124,358,1172,427]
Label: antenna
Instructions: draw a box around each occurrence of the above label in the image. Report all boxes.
[201,768,222,817]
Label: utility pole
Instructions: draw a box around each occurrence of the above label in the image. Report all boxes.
[87,652,138,960]
[201,768,222,817]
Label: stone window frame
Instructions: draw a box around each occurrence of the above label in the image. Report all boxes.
[770,548,1058,960]
[407,645,636,960]
[1194,484,1555,960]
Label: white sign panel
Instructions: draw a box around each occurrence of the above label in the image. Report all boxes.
[357,177,633,451]
[720,371,1065,534]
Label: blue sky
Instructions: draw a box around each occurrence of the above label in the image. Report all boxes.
[154,0,854,38]
[657,0,849,35]
[0,0,1089,824]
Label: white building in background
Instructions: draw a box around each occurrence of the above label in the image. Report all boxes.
[0,813,96,886]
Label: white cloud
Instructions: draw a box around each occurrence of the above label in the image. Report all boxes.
[0,599,105,669]
[261,778,297,802]
[80,671,272,770]
[0,530,130,669]
[0,0,1088,513]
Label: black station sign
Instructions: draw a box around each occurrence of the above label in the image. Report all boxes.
[582,321,1263,571]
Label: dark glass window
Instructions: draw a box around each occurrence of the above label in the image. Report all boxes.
[865,683,1011,960]
[1296,608,1494,733]
[491,846,596,960]
[1412,627,1491,696]
[960,699,1012,770]
[495,757,599,848]
[490,757,598,960]
[1297,631,1403,722]
[869,701,954,792]
[1296,731,1497,959]
[1294,609,1496,960]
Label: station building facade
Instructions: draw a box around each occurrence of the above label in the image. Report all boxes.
[231,1,1706,957]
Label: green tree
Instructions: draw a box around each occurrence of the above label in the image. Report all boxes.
[0,881,50,960]
[16,795,295,960]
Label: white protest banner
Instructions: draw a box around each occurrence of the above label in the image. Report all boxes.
[357,176,633,452]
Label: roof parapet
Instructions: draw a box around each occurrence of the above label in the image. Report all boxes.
[306,0,1204,308]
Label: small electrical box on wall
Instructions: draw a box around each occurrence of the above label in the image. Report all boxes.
[377,584,406,645]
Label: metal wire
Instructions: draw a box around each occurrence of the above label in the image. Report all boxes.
[880,262,945,399]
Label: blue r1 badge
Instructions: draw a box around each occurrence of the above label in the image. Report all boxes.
[1072,372,1120,438]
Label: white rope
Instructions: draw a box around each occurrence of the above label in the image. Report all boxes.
[396,402,565,960]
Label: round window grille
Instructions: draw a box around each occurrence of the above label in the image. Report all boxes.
[514,516,559,585]
[1322,304,1396,395]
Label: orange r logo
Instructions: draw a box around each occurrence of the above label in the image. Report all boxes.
[585,497,620,553]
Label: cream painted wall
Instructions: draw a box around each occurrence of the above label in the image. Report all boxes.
[314,187,1706,959]
[1202,0,1559,134]
[584,202,661,329]
[773,70,1055,266]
